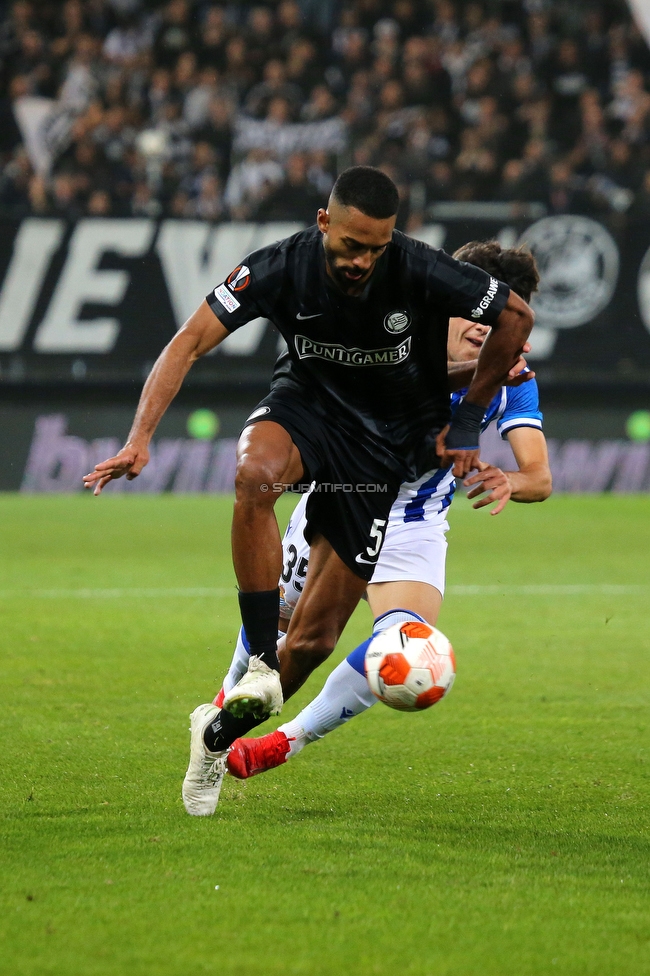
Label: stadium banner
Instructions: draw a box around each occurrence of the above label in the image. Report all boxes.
[0,406,648,493]
[1,215,650,386]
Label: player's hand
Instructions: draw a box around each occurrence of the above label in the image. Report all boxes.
[505,343,535,387]
[82,442,150,495]
[464,461,512,515]
[436,427,480,477]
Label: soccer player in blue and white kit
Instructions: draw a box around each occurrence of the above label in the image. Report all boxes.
[211,240,552,781]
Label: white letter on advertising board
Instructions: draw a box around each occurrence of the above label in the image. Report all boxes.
[34,219,154,352]
[0,219,64,351]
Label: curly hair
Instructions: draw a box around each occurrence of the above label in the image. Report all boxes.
[452,240,539,304]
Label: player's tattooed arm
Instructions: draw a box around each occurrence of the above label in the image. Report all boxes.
[83,301,230,494]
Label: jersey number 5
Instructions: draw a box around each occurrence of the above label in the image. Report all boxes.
[365,518,387,559]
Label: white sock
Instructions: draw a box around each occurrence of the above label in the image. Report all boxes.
[372,607,426,632]
[278,608,426,759]
[279,659,376,758]
[222,627,283,693]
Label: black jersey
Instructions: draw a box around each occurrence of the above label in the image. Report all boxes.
[206,226,509,478]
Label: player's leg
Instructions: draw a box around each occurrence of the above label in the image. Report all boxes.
[285,577,444,748]
[218,582,440,708]
[280,531,368,696]
[182,420,303,816]
[225,433,401,718]
[218,420,306,721]
[228,512,449,778]
[185,428,400,813]
[221,393,342,722]
[228,607,425,778]
[213,491,309,706]
[194,535,366,801]
[366,581,442,624]
[231,420,303,667]
[215,623,286,707]
[200,535,365,753]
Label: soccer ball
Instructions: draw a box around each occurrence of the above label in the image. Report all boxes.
[365,620,456,712]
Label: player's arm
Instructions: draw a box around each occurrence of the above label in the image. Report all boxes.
[466,291,534,402]
[464,427,551,514]
[83,301,229,494]
[447,348,534,393]
[502,427,552,501]
[440,290,534,474]
[447,360,478,391]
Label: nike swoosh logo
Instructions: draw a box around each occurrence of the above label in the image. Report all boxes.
[296,312,322,320]
[355,552,377,565]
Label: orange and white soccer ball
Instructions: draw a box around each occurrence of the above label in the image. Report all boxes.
[364,620,456,712]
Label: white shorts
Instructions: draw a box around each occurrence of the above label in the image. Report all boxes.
[279,468,453,619]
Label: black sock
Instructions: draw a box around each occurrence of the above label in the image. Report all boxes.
[204,707,261,752]
[238,588,281,671]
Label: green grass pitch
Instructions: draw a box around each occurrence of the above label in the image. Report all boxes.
[1,492,649,976]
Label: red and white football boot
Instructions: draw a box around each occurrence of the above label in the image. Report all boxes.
[227,730,292,779]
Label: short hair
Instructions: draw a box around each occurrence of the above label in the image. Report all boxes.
[331,166,399,219]
[453,240,539,304]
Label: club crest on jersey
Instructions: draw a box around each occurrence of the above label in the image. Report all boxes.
[384,310,410,334]
[226,265,251,292]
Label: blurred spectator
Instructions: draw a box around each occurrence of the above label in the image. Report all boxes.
[301,84,338,122]
[50,170,84,218]
[196,6,226,67]
[224,148,284,219]
[495,158,530,202]
[9,27,57,96]
[87,187,112,215]
[245,59,303,119]
[0,0,647,222]
[193,97,234,182]
[255,152,322,220]
[546,161,586,214]
[425,159,454,205]
[131,179,162,217]
[454,127,499,199]
[153,1,193,71]
[183,65,219,131]
[93,105,134,163]
[605,138,644,191]
[548,39,589,149]
[103,12,148,67]
[187,171,224,220]
[0,144,32,215]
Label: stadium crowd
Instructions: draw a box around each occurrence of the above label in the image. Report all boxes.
[0,0,649,227]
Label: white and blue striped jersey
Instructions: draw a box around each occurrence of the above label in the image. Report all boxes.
[388,377,543,525]
[279,377,544,614]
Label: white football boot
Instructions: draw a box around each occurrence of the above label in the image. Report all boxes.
[182,703,229,816]
[222,655,283,720]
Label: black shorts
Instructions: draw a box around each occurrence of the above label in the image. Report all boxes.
[243,389,404,582]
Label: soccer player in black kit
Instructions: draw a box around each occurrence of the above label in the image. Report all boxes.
[84,167,534,815]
